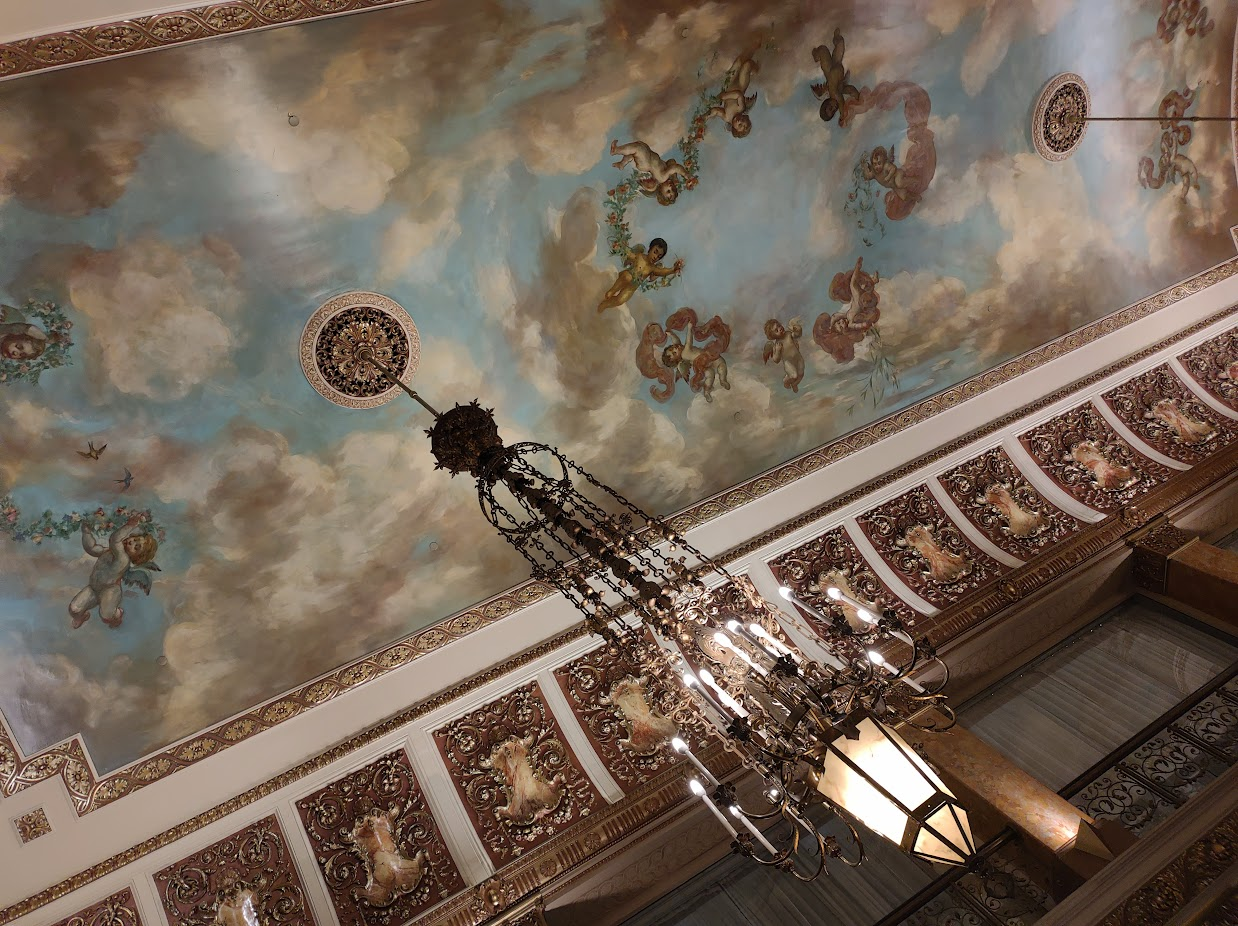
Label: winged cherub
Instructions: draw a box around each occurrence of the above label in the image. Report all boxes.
[708,50,760,138]
[811,28,860,123]
[636,308,731,403]
[813,257,881,363]
[598,238,683,313]
[69,515,160,629]
[610,139,690,206]
[762,318,805,392]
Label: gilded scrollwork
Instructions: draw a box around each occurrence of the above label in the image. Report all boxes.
[434,681,601,867]
[938,447,1082,560]
[13,807,51,844]
[855,485,1008,607]
[1102,364,1232,464]
[50,888,143,926]
[153,815,315,926]
[295,750,463,926]
[1019,403,1174,511]
[1177,329,1238,411]
[553,638,701,790]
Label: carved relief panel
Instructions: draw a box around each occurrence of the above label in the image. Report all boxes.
[50,888,143,926]
[1177,330,1238,410]
[1018,402,1174,511]
[434,681,602,868]
[153,814,316,926]
[1101,364,1233,464]
[296,750,464,926]
[769,525,923,640]
[938,447,1083,560]
[553,637,702,791]
[855,485,1009,609]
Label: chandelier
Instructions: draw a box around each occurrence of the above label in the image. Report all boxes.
[302,299,975,880]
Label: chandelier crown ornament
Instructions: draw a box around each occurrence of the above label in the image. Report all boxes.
[304,300,975,879]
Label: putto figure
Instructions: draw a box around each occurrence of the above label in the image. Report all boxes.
[604,676,678,756]
[762,318,805,392]
[69,515,160,629]
[708,49,760,138]
[982,484,1046,538]
[636,307,731,403]
[610,139,690,206]
[1070,441,1137,490]
[814,257,880,363]
[903,524,969,584]
[485,734,565,826]
[598,238,683,312]
[348,809,426,907]
[811,28,860,123]
[1148,397,1216,445]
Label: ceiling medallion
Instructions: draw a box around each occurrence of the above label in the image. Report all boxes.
[1032,73,1090,161]
[299,292,420,409]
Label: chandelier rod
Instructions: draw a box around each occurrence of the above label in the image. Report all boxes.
[357,348,442,418]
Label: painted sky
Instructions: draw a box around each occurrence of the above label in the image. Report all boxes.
[0,0,1234,774]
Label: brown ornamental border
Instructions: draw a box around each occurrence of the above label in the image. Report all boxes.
[0,262,1234,819]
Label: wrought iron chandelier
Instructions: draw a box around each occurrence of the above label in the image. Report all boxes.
[301,298,975,881]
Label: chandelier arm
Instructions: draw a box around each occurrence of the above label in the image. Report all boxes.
[356,349,441,417]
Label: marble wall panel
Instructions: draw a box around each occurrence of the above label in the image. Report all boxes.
[153,814,316,926]
[938,447,1084,561]
[295,750,465,926]
[1177,330,1238,411]
[1102,364,1235,464]
[434,681,602,869]
[1018,402,1175,511]
[50,888,143,926]
[855,485,1009,609]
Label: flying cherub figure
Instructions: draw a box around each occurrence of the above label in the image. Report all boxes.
[0,304,48,362]
[762,318,805,392]
[69,515,160,629]
[813,257,881,363]
[812,28,860,123]
[637,307,732,403]
[598,238,683,313]
[610,139,690,206]
[708,50,760,138]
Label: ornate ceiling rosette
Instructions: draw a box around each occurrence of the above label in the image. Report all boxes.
[1102,364,1235,465]
[1177,330,1238,411]
[152,815,316,926]
[937,447,1083,561]
[433,681,603,868]
[299,292,420,409]
[855,485,1010,608]
[769,525,923,632]
[295,750,464,926]
[49,888,143,926]
[1018,402,1175,511]
[1032,72,1090,161]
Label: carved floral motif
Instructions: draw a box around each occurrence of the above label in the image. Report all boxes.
[153,815,315,926]
[1019,403,1174,510]
[49,889,142,926]
[434,681,601,867]
[938,447,1082,560]
[770,526,923,639]
[13,807,51,844]
[1102,364,1232,464]
[296,750,463,926]
[554,640,699,790]
[1177,330,1238,410]
[855,486,1008,607]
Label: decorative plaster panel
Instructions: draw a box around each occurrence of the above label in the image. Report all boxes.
[1018,403,1175,511]
[434,681,602,869]
[13,807,51,844]
[552,641,699,792]
[938,447,1084,560]
[1177,329,1238,411]
[769,525,923,627]
[855,485,1010,608]
[296,750,465,926]
[48,888,142,926]
[152,815,316,926]
[1101,364,1234,464]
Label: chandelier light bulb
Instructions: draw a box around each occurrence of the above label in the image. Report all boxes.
[713,631,733,648]
[826,587,843,600]
[868,650,884,665]
[688,778,706,797]
[857,608,876,624]
[682,672,699,689]
[671,737,688,753]
[699,668,717,686]
[778,586,795,600]
[726,619,742,632]
[767,788,781,801]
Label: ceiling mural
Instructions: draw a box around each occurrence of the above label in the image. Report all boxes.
[0,0,1234,778]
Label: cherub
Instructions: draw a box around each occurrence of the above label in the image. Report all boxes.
[610,139,690,206]
[597,238,683,313]
[811,28,860,123]
[1070,441,1137,490]
[348,809,426,907]
[0,304,48,362]
[813,257,880,363]
[862,144,917,207]
[762,318,805,392]
[983,484,1046,538]
[1148,398,1215,445]
[903,524,970,584]
[69,515,160,629]
[708,50,760,138]
[1158,0,1214,42]
[1139,88,1200,201]
[484,734,565,825]
[637,307,731,402]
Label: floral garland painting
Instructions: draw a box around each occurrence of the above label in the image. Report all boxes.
[0,300,74,385]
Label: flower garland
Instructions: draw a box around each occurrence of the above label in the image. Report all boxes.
[845,325,900,414]
[0,497,167,546]
[844,161,886,247]
[0,300,75,386]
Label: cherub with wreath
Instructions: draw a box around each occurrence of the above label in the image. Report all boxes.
[597,237,684,313]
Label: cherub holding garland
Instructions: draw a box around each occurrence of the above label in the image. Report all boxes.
[69,516,161,629]
[597,238,684,313]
